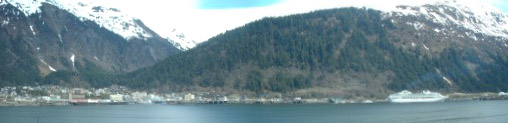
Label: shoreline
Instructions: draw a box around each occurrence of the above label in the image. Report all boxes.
[1,96,507,107]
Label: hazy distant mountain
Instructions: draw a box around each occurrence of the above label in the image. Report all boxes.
[122,1,508,98]
[0,0,179,85]
[164,28,198,51]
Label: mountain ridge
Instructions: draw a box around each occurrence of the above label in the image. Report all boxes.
[120,6,508,98]
[0,1,179,86]
[1,0,508,98]
[2,0,200,49]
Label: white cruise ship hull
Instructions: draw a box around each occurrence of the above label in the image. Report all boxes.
[390,98,446,103]
[388,90,448,103]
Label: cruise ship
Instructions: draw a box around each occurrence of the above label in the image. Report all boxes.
[388,90,447,103]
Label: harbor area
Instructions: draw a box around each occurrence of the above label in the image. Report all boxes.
[2,85,508,106]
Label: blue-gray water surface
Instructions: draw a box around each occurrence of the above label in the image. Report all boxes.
[1,100,507,123]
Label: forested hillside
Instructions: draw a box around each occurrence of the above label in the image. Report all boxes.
[120,8,508,98]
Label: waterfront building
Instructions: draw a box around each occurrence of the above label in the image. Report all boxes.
[110,94,124,102]
[131,92,147,101]
[184,93,195,101]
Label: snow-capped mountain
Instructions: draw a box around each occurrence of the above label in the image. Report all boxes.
[1,0,200,50]
[161,0,507,51]
[384,0,508,40]
[164,28,198,51]
[2,0,153,40]
[0,0,179,84]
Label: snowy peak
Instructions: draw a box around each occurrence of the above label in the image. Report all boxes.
[384,0,508,39]
[54,1,153,40]
[1,0,42,16]
[4,0,196,50]
[1,0,181,75]
[3,0,152,40]
[165,29,198,51]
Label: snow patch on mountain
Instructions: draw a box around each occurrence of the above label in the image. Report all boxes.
[434,28,441,33]
[408,21,424,30]
[1,20,8,26]
[70,53,75,68]
[48,65,56,71]
[57,33,62,43]
[443,76,453,85]
[39,58,56,72]
[29,25,36,35]
[164,29,198,50]
[423,44,430,50]
[4,0,152,40]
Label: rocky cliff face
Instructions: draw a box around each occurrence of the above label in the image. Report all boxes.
[0,1,179,85]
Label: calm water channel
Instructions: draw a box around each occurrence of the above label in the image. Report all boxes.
[0,100,507,123]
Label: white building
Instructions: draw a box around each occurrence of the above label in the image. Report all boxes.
[110,94,124,102]
[184,93,195,101]
[49,95,61,100]
[131,92,147,99]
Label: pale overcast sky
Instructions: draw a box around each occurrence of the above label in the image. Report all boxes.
[93,0,508,43]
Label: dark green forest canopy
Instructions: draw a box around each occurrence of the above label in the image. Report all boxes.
[117,8,508,93]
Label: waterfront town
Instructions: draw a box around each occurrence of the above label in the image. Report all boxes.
[1,85,508,106]
[0,85,328,106]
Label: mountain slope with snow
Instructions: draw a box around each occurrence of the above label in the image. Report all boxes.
[8,0,505,50]
[2,0,154,40]
[164,28,198,50]
[383,0,508,40]
[0,0,179,85]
